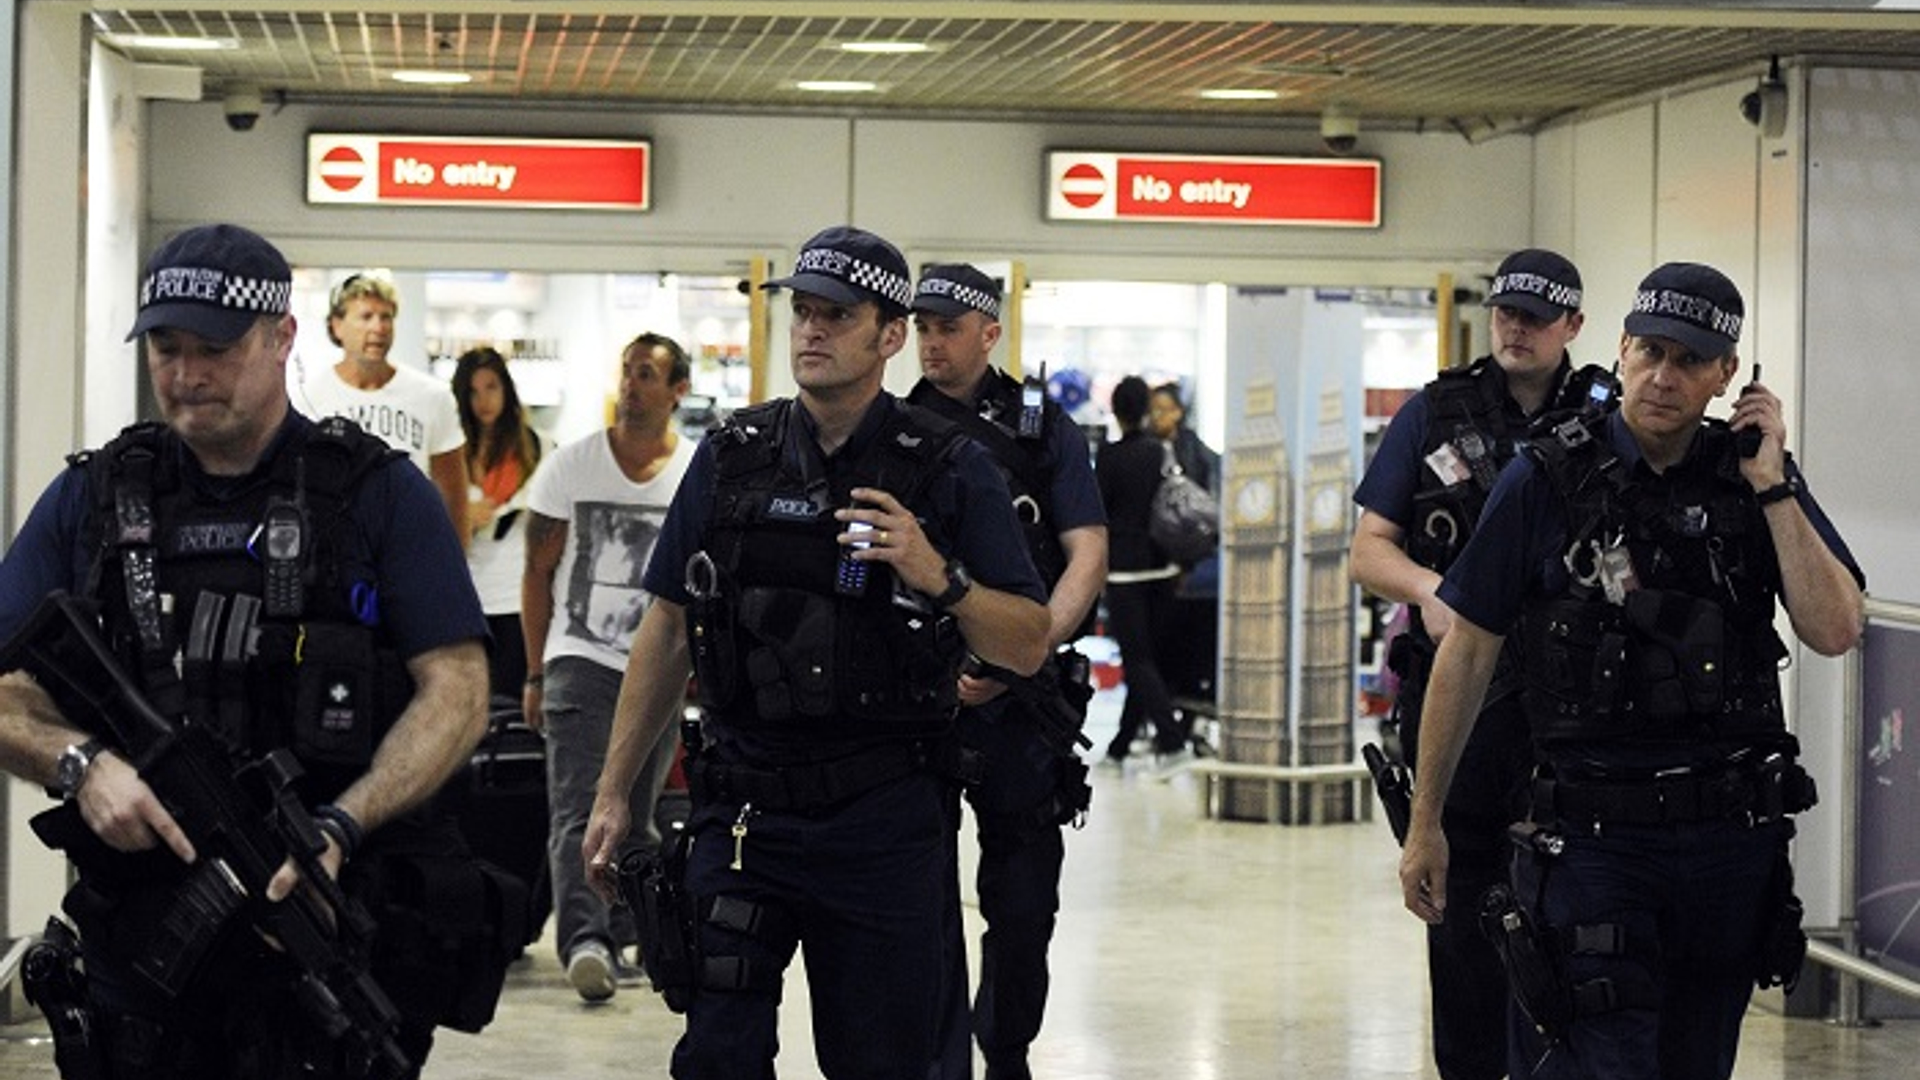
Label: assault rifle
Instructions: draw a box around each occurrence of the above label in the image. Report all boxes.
[2,592,409,1080]
[964,652,1095,759]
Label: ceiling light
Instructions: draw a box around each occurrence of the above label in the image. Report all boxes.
[839,41,930,55]
[798,80,879,93]
[392,70,474,86]
[1200,88,1284,101]
[111,35,236,52]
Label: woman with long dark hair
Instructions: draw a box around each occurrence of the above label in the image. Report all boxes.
[453,346,545,698]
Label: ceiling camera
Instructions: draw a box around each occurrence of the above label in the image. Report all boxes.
[223,85,263,132]
[1321,104,1360,156]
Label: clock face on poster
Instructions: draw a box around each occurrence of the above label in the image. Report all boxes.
[1310,484,1345,531]
[1233,477,1276,526]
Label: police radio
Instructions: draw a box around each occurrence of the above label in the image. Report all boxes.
[1018,362,1047,439]
[836,520,874,597]
[1736,363,1764,458]
[260,495,309,618]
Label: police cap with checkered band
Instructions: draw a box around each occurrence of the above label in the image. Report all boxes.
[764,226,913,318]
[912,263,1002,321]
[1624,262,1744,361]
[1483,248,1583,322]
[126,223,293,343]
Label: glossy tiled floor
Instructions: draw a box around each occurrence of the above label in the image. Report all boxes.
[4,689,1918,1078]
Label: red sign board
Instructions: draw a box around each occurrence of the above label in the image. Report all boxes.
[306,134,650,210]
[1046,151,1379,227]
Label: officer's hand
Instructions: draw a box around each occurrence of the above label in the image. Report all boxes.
[1417,589,1458,643]
[582,794,632,905]
[841,487,947,598]
[77,750,196,865]
[264,834,346,906]
[1399,821,1450,925]
[523,683,546,735]
[957,672,1008,706]
[1731,376,1788,486]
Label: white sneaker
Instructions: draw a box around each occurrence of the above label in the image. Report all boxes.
[567,940,617,1003]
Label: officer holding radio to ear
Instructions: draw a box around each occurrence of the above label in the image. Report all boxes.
[1400,262,1864,1080]
[583,226,1050,1079]
[0,223,495,1078]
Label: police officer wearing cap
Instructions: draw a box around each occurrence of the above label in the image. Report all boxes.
[0,224,494,1077]
[1399,262,1864,1080]
[583,226,1050,1079]
[905,264,1108,1080]
[1352,248,1612,1080]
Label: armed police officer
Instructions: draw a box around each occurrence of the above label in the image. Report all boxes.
[1352,248,1610,1080]
[906,264,1108,1080]
[582,226,1051,1079]
[1399,262,1864,1080]
[0,224,497,1078]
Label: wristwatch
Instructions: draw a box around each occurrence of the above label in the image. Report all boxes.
[931,558,974,609]
[54,738,106,801]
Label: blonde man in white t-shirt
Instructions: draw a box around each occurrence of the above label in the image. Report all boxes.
[297,272,468,545]
[522,331,696,1002]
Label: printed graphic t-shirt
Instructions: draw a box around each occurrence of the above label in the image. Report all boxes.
[526,428,697,672]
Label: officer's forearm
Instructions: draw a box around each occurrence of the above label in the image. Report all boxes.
[956,589,1051,676]
[601,601,690,801]
[1048,526,1107,647]
[1767,498,1865,656]
[334,640,489,833]
[0,671,86,790]
[1406,620,1503,835]
[1350,513,1441,609]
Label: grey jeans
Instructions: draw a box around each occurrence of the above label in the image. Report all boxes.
[542,655,680,963]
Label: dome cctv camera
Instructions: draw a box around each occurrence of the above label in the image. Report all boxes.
[1321,104,1360,156]
[1740,56,1788,140]
[223,85,263,132]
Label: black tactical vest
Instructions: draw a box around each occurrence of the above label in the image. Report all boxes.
[907,369,1084,630]
[1516,415,1789,749]
[76,416,408,800]
[686,398,971,739]
[1406,355,1616,574]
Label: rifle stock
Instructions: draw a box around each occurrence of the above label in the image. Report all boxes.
[1,592,409,1079]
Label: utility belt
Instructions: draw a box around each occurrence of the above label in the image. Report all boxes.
[685,740,936,813]
[1530,755,1815,828]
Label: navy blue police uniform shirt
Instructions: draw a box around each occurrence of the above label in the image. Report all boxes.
[1038,398,1108,538]
[1352,357,1575,530]
[1434,411,1862,767]
[642,393,1048,751]
[0,410,487,659]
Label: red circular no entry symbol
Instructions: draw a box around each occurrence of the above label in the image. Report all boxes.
[1060,162,1107,209]
[319,145,368,193]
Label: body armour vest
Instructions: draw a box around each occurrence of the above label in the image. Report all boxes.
[1516,415,1789,748]
[1407,355,1617,575]
[77,417,409,801]
[687,398,971,738]
[907,369,1087,635]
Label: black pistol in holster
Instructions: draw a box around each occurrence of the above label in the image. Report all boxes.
[965,651,1095,825]
[22,916,107,1080]
[1480,882,1574,1042]
[615,825,700,1013]
[1,592,410,1080]
[1361,742,1412,846]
